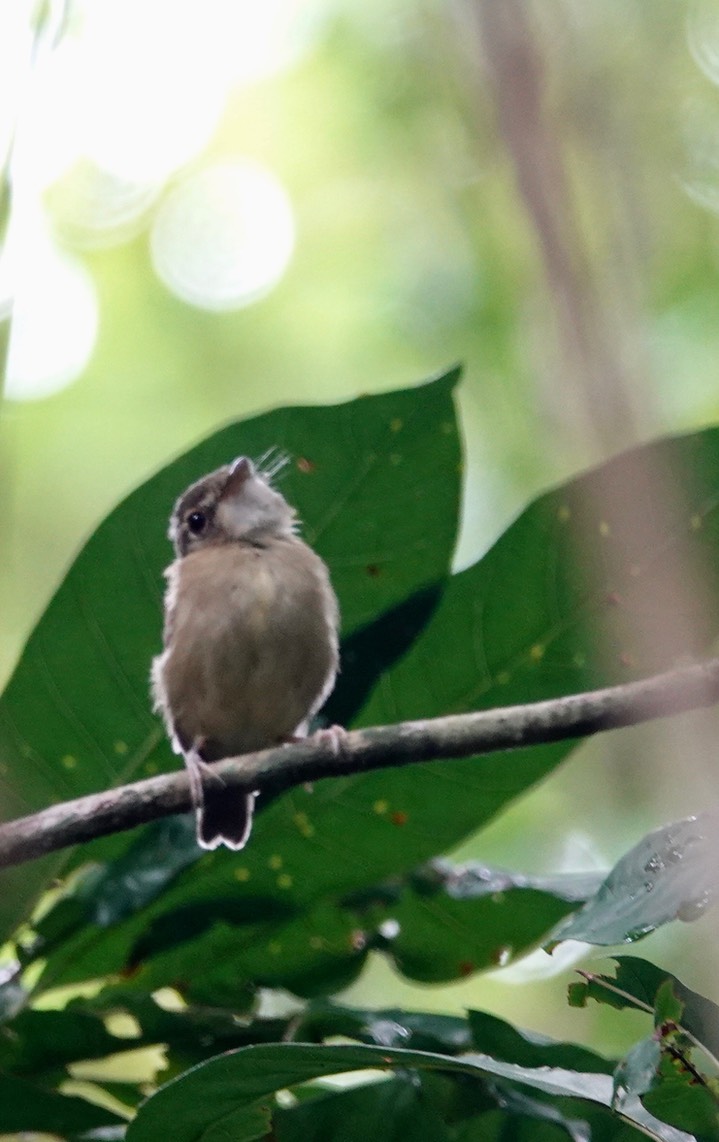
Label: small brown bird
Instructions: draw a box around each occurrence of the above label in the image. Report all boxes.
[152,455,339,850]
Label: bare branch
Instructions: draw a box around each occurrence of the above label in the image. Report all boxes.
[1,658,719,869]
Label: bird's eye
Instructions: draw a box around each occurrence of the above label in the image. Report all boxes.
[187,510,207,534]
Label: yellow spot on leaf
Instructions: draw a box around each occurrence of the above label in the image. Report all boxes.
[573,652,586,669]
[293,812,315,838]
[373,799,388,815]
[277,873,293,889]
[268,854,283,870]
[496,670,510,685]
[309,936,323,950]
[690,514,702,531]
[269,941,282,956]
[390,417,403,433]
[599,520,611,538]
[529,644,545,662]
[234,867,250,882]
[389,453,402,466]
[61,755,78,770]
[557,505,571,523]
[114,740,128,756]
[145,761,158,775]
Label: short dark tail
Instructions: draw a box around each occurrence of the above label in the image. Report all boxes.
[181,746,256,851]
[196,787,256,851]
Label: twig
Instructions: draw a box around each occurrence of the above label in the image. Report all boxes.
[1,658,719,868]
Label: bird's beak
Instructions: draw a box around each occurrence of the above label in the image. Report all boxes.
[221,456,253,499]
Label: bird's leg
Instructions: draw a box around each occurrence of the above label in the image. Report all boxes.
[181,738,226,806]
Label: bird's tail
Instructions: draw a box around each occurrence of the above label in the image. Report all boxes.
[183,748,256,850]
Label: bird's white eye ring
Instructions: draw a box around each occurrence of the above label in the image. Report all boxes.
[187,510,207,534]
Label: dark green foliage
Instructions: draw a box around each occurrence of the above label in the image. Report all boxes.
[2,378,719,1138]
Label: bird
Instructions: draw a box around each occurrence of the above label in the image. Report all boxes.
[151,453,339,850]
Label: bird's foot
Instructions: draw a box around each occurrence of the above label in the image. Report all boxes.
[309,723,349,757]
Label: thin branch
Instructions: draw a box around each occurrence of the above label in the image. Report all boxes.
[1,658,719,869]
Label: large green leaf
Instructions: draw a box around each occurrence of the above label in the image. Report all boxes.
[30,426,719,993]
[126,1041,688,1142]
[351,427,719,839]
[272,1074,594,1142]
[0,370,462,937]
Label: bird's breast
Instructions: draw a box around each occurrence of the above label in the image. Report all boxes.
[155,538,338,758]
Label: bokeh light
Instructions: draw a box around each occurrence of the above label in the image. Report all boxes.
[4,210,98,401]
[0,0,322,397]
[150,160,296,310]
[47,160,163,248]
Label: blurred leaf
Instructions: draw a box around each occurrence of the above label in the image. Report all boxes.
[126,1041,686,1142]
[486,1087,592,1142]
[641,1054,719,1141]
[78,990,291,1078]
[466,1009,615,1075]
[615,1038,664,1104]
[569,957,719,1067]
[548,814,716,948]
[0,369,462,939]
[34,858,592,1001]
[0,974,27,1021]
[297,1001,472,1053]
[454,1107,642,1142]
[294,999,614,1136]
[274,1074,597,1142]
[0,1071,124,1135]
[569,958,669,1015]
[0,1007,122,1081]
[654,979,684,1030]
[274,1075,454,1142]
[615,1036,719,1141]
[369,862,594,984]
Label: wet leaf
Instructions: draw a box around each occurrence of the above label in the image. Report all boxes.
[548,814,716,948]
